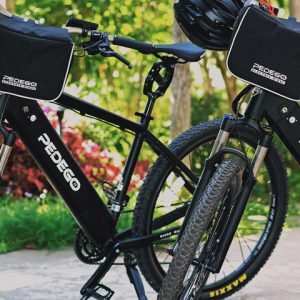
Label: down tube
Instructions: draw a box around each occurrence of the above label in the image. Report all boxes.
[5,96,115,247]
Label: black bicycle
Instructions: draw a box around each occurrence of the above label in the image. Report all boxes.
[0,5,288,300]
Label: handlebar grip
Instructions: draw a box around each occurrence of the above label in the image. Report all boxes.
[112,36,154,54]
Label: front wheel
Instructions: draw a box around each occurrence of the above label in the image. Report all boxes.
[133,120,287,299]
[158,158,246,299]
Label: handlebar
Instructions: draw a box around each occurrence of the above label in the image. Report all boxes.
[66,26,176,98]
[112,36,154,54]
[66,27,154,54]
[66,25,188,71]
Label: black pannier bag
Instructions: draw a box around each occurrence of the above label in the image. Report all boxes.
[0,13,74,101]
[227,6,300,101]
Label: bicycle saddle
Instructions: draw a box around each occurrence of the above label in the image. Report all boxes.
[153,42,206,62]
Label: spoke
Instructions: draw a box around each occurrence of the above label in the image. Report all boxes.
[154,239,176,245]
[238,230,254,253]
[157,251,171,265]
[238,226,264,231]
[242,237,259,243]
[156,200,191,209]
[160,252,170,264]
[246,202,261,211]
[157,248,168,258]
[188,153,192,169]
[225,257,235,270]
[237,231,245,263]
[163,253,170,263]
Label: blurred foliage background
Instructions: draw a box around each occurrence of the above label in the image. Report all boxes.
[0,0,300,252]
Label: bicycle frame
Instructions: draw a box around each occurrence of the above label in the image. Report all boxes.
[1,91,197,250]
[0,57,202,298]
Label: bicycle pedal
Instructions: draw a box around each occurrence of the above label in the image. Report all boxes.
[81,284,114,300]
[93,284,114,300]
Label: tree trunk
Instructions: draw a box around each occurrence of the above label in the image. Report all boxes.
[171,22,192,139]
[212,51,237,103]
[290,0,300,18]
[201,56,215,95]
[5,0,14,12]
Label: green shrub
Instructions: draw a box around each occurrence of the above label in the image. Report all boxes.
[0,196,76,253]
[0,194,138,254]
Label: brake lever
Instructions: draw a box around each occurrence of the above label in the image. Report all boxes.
[98,46,132,69]
[97,32,132,69]
[111,52,132,69]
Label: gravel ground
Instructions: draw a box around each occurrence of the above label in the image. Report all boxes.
[0,228,300,299]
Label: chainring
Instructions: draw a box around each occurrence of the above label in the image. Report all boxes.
[74,228,105,265]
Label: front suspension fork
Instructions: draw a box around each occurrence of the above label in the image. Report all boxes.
[176,116,235,243]
[210,128,273,273]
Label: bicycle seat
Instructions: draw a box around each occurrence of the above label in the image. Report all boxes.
[153,42,205,62]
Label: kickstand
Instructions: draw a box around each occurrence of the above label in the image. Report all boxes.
[124,252,148,300]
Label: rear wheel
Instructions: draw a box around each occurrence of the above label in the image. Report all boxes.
[133,120,287,298]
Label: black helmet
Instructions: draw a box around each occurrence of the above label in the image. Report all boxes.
[174,0,245,50]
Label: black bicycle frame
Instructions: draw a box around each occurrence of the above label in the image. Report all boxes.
[245,90,300,164]
[2,92,197,249]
